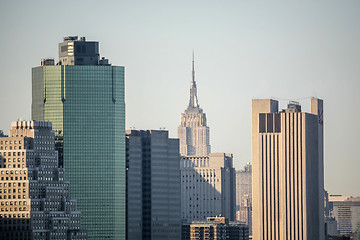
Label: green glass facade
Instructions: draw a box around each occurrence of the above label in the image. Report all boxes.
[32,65,125,240]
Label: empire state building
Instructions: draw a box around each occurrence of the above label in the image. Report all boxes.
[178,55,211,156]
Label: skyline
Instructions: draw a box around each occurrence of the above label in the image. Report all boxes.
[1,1,360,197]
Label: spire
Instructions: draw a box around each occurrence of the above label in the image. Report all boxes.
[192,50,195,84]
[189,51,199,108]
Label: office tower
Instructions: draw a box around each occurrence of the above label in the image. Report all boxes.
[236,163,252,234]
[329,195,360,235]
[252,98,325,240]
[178,55,210,156]
[32,36,125,239]
[126,130,181,240]
[0,120,86,240]
[180,153,236,222]
[181,217,249,240]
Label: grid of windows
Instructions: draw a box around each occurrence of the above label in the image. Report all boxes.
[0,121,87,239]
[32,65,125,239]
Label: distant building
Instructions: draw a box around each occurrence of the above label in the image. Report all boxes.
[32,36,125,239]
[329,195,360,235]
[0,120,86,240]
[325,190,331,217]
[325,190,339,237]
[180,153,236,222]
[252,98,325,240]
[236,163,252,234]
[182,216,249,240]
[178,55,210,156]
[126,130,181,240]
[325,216,339,236]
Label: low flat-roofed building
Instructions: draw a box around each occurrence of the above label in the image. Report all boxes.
[182,216,249,240]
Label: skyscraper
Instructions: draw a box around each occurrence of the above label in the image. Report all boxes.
[252,98,324,240]
[0,120,86,240]
[31,36,125,239]
[236,163,252,234]
[180,153,236,222]
[178,55,210,156]
[126,130,181,240]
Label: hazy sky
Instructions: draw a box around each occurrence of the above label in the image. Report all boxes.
[1,1,359,196]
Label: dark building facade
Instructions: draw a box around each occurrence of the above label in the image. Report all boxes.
[126,130,181,240]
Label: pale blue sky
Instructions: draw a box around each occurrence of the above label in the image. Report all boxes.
[1,1,359,196]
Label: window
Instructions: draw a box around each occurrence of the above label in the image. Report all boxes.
[259,113,266,133]
[267,113,273,132]
[275,113,281,132]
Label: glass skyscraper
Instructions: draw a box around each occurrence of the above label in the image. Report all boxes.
[31,36,125,239]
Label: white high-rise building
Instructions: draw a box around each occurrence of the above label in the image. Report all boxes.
[252,98,325,240]
[178,55,210,156]
[180,153,236,223]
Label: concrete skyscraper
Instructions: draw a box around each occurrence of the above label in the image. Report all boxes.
[178,55,210,156]
[180,153,236,222]
[252,98,324,240]
[126,130,181,240]
[31,36,125,239]
[0,120,86,240]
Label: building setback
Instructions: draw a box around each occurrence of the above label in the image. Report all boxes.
[0,120,86,240]
[236,163,252,234]
[126,130,181,240]
[178,55,210,156]
[180,153,236,222]
[252,98,325,240]
[31,36,125,239]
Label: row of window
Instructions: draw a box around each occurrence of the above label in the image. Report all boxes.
[0,164,26,168]
[183,179,219,183]
[183,173,217,178]
[0,183,26,187]
[0,188,26,193]
[1,170,27,175]
[0,151,25,156]
[1,207,27,212]
[35,135,53,139]
[0,140,22,145]
[0,195,27,200]
[2,157,25,162]
[0,145,24,150]
[1,176,27,181]
[0,213,29,218]
[1,201,28,206]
